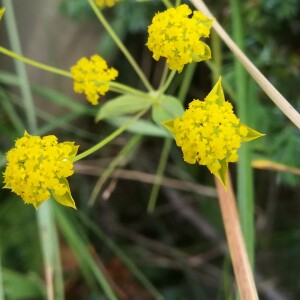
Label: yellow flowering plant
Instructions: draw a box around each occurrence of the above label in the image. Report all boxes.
[163,77,264,186]
[3,0,299,298]
[147,4,213,72]
[71,54,118,105]
[3,131,78,209]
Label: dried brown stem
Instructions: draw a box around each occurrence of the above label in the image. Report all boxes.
[215,175,259,300]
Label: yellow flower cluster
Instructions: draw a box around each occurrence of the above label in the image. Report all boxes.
[146,4,213,72]
[163,78,263,186]
[95,0,119,9]
[3,131,78,209]
[71,55,118,105]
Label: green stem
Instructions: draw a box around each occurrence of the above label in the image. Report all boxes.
[158,64,169,91]
[74,108,149,162]
[0,46,151,99]
[0,248,4,300]
[3,2,64,299]
[88,0,153,92]
[210,30,222,83]
[2,5,37,133]
[230,0,254,269]
[0,46,72,78]
[109,82,150,98]
[147,138,172,213]
[161,0,173,8]
[89,134,142,206]
[160,70,177,95]
[177,63,196,102]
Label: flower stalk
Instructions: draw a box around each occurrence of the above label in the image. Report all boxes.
[214,174,259,300]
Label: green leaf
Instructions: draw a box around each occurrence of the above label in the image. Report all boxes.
[96,94,151,122]
[107,117,172,138]
[3,269,45,299]
[152,95,184,125]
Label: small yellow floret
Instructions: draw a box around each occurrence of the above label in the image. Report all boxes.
[163,77,264,186]
[95,0,119,8]
[3,131,79,209]
[71,55,118,105]
[146,4,213,72]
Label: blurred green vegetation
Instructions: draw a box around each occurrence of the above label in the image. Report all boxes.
[1,0,300,299]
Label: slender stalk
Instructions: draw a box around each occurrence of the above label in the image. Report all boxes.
[3,2,64,299]
[177,63,197,102]
[109,82,150,98]
[230,0,254,267]
[190,0,300,130]
[160,70,177,95]
[74,108,149,162]
[89,134,142,205]
[161,0,173,8]
[214,175,259,300]
[210,30,222,83]
[88,0,153,92]
[2,3,37,133]
[0,46,150,99]
[158,64,169,91]
[147,138,172,213]
[0,248,4,300]
[0,46,71,78]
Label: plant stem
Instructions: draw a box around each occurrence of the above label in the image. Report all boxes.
[3,2,64,299]
[2,5,37,133]
[0,46,150,99]
[177,63,197,102]
[109,82,150,98]
[74,108,149,162]
[0,46,72,78]
[214,174,258,300]
[160,70,177,95]
[161,0,173,8]
[190,0,300,130]
[88,0,153,92]
[0,249,4,300]
[230,0,254,268]
[147,138,172,213]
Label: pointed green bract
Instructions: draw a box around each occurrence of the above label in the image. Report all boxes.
[162,119,175,135]
[52,178,77,210]
[0,8,5,20]
[242,124,265,142]
[206,77,225,105]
